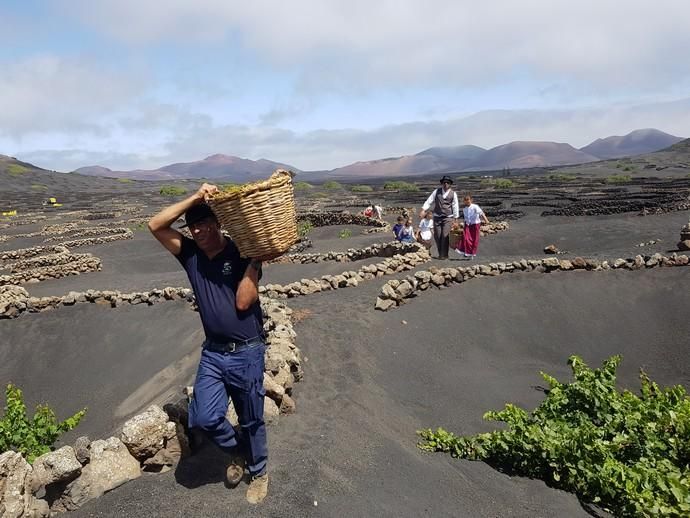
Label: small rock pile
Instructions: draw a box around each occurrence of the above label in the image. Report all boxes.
[679,220,690,251]
[635,239,662,247]
[375,253,690,311]
[361,224,391,234]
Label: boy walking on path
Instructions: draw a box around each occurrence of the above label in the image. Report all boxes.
[457,194,490,259]
[419,175,460,259]
[148,183,273,504]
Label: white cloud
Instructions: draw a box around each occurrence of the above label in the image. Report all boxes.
[58,0,690,93]
[0,55,148,138]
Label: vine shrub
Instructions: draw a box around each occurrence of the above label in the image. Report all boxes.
[605,175,632,184]
[417,356,690,516]
[383,181,419,192]
[0,384,86,462]
[294,181,314,191]
[159,185,187,196]
[297,220,314,237]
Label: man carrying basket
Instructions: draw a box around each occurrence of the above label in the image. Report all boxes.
[148,183,272,504]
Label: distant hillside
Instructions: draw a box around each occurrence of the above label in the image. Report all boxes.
[0,154,50,176]
[464,142,599,171]
[580,129,683,159]
[657,136,690,155]
[0,155,143,194]
[74,154,300,182]
[327,145,487,178]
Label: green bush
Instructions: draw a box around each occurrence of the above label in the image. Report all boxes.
[418,355,690,516]
[548,173,577,181]
[338,228,352,239]
[159,185,187,196]
[322,181,342,190]
[383,181,419,192]
[6,164,29,176]
[351,184,374,192]
[622,166,634,172]
[297,220,314,237]
[0,384,86,462]
[128,222,147,232]
[605,175,632,184]
[481,179,514,189]
[218,183,240,192]
[117,178,134,183]
[30,184,48,191]
[294,181,314,191]
[495,179,514,189]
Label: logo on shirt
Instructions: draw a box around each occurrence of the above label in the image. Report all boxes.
[222,261,233,277]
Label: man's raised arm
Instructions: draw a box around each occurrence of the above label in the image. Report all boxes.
[148,183,218,255]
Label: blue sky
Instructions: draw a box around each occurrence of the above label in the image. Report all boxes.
[1,0,689,172]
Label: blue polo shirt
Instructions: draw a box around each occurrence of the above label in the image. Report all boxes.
[176,236,264,343]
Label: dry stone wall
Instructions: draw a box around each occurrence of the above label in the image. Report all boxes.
[0,246,69,265]
[43,227,131,243]
[1,244,102,288]
[375,253,690,311]
[58,230,133,249]
[0,256,102,286]
[297,211,388,229]
[272,241,423,264]
[7,253,94,273]
[261,246,431,298]
[1,224,134,247]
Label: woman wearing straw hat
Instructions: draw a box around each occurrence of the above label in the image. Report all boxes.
[419,175,460,259]
[148,183,274,504]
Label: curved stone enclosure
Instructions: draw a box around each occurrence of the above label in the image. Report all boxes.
[375,253,690,311]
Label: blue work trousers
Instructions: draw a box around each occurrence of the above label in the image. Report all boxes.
[188,342,268,476]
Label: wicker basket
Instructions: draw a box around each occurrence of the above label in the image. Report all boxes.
[208,169,298,258]
[449,227,464,250]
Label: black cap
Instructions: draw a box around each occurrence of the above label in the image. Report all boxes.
[180,203,217,228]
[439,175,453,184]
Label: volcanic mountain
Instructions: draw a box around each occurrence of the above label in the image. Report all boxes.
[74,154,300,182]
[580,129,683,159]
